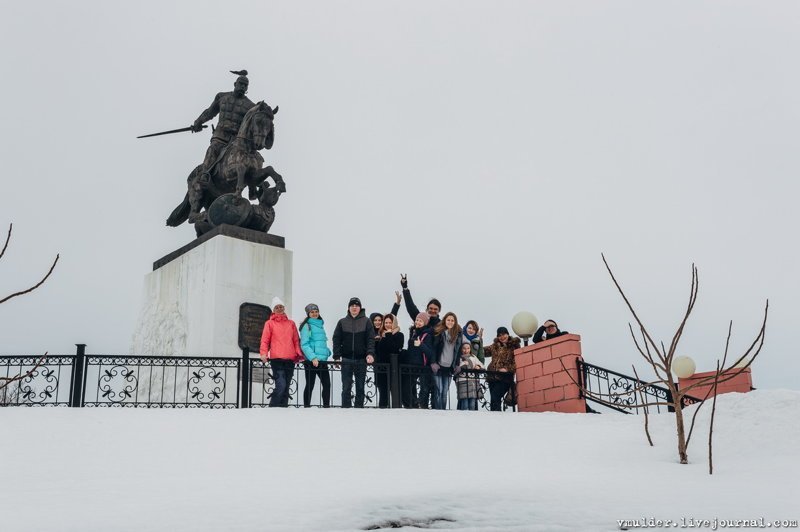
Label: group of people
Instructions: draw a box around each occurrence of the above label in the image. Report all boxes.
[259,275,568,410]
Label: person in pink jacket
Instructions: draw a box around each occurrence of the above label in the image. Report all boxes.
[260,296,302,407]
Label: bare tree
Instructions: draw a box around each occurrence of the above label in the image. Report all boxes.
[604,254,767,464]
[560,255,767,466]
[0,223,59,399]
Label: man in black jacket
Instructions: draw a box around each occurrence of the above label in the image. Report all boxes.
[396,274,442,329]
[332,297,375,408]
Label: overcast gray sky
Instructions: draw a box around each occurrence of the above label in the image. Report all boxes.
[1,1,797,389]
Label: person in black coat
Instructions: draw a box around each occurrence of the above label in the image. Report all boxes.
[396,274,441,408]
[332,297,375,408]
[374,313,405,408]
[396,274,442,328]
[402,312,436,408]
[532,319,569,343]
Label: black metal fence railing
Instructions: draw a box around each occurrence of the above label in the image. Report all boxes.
[82,355,241,408]
[246,356,511,411]
[0,346,516,411]
[577,359,702,414]
[0,354,75,406]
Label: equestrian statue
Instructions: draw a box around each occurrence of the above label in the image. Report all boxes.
[138,70,286,237]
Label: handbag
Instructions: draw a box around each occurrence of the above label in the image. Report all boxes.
[504,382,518,407]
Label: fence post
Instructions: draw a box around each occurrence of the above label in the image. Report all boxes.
[666,384,675,413]
[390,352,401,408]
[241,348,251,408]
[70,344,86,408]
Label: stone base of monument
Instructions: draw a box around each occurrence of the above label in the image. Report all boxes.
[131,225,292,357]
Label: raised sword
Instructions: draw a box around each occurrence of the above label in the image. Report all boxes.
[136,124,208,139]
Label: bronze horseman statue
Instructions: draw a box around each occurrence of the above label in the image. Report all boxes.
[139,70,286,237]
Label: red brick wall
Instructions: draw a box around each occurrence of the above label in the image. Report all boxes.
[514,334,587,413]
[678,367,753,399]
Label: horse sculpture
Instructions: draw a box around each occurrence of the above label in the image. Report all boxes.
[166,101,285,236]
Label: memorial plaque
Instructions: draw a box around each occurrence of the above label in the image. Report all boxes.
[238,303,272,351]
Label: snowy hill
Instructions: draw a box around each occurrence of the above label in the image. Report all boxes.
[1,390,797,531]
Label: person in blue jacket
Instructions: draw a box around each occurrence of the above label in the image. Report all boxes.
[299,303,332,407]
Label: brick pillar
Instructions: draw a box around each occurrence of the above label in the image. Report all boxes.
[678,367,753,399]
[514,334,587,413]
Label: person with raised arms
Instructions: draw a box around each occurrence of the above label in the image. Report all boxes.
[398,274,441,408]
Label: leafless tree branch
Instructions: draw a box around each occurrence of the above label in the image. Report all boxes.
[680,301,768,395]
[628,324,667,376]
[0,254,60,305]
[666,265,698,365]
[632,365,654,446]
[709,360,721,475]
[0,223,11,261]
[602,253,664,360]
[686,321,732,448]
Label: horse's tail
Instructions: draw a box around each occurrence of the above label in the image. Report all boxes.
[166,192,190,227]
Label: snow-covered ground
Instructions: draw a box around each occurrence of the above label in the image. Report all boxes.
[1,390,798,532]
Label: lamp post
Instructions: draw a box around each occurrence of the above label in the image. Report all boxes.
[512,311,539,346]
[672,356,696,379]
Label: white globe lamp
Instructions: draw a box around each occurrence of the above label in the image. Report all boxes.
[672,356,696,379]
[512,311,539,346]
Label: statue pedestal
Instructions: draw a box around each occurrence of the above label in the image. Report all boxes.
[131,225,292,356]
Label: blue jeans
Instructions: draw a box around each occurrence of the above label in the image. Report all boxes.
[341,359,367,408]
[458,398,477,411]
[432,368,452,410]
[269,359,295,407]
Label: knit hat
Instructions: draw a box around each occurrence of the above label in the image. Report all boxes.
[304,303,319,315]
[496,326,509,336]
[416,312,430,326]
[348,297,362,308]
[271,296,285,308]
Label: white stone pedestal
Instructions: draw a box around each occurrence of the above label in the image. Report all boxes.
[131,227,292,356]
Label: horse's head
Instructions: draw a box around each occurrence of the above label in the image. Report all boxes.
[239,101,277,150]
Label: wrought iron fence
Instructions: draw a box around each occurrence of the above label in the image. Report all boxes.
[0,345,515,411]
[578,360,701,414]
[0,354,75,406]
[82,355,240,408]
[246,357,512,411]
[248,359,387,408]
